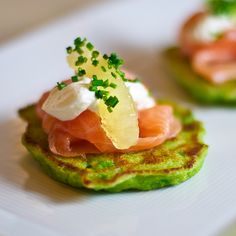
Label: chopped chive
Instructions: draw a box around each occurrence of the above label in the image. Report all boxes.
[92,50,99,58]
[89,86,97,91]
[66,46,72,54]
[101,66,106,72]
[92,60,99,66]
[108,53,124,69]
[111,72,117,78]
[103,54,108,60]
[86,42,94,51]
[130,78,140,83]
[117,69,125,78]
[92,75,98,80]
[75,56,87,66]
[103,79,109,88]
[92,79,104,86]
[74,37,86,47]
[77,68,86,76]
[105,96,119,108]
[107,106,113,113]
[71,75,79,82]
[95,90,108,99]
[57,82,67,90]
[75,46,84,54]
[109,82,117,89]
[74,37,81,45]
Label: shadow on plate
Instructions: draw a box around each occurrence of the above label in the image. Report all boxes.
[0,118,92,203]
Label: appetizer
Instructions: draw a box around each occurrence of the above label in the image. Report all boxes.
[19,37,208,192]
[164,0,236,105]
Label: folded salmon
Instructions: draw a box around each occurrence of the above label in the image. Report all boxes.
[36,92,181,156]
[180,12,236,84]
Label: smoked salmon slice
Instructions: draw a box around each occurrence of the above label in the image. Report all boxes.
[179,12,208,57]
[36,93,181,156]
[180,12,236,83]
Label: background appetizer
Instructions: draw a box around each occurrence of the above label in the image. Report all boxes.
[164,0,236,105]
[19,37,208,192]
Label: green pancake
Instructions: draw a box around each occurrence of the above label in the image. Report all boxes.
[163,47,236,106]
[19,102,208,192]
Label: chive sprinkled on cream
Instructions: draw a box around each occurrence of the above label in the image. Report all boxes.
[65,37,132,112]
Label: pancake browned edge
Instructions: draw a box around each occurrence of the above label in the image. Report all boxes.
[18,101,208,192]
[163,47,236,106]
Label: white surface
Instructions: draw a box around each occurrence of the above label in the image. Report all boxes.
[0,0,236,235]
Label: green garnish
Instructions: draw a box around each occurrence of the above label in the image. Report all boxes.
[109,83,117,88]
[77,68,86,76]
[101,66,106,72]
[129,78,140,83]
[105,96,119,108]
[92,59,99,66]
[86,42,94,51]
[107,106,113,113]
[66,37,133,112]
[206,0,236,15]
[71,75,79,82]
[75,56,88,66]
[57,82,67,90]
[92,50,99,58]
[91,79,104,86]
[74,37,86,54]
[88,74,119,111]
[108,53,124,69]
[66,46,72,54]
[90,75,117,88]
[116,69,128,82]
[89,86,97,91]
[103,79,109,88]
[74,37,86,47]
[103,54,109,60]
[92,75,98,80]
[95,90,109,99]
[75,47,84,54]
[111,72,117,78]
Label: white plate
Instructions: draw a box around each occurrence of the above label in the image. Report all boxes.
[1,0,236,235]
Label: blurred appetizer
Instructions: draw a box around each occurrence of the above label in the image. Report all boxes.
[164,0,236,105]
[19,37,208,192]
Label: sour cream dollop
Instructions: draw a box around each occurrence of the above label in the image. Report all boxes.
[42,78,155,121]
[192,15,235,42]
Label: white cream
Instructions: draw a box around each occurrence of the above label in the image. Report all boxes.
[192,15,235,42]
[42,78,155,121]
[42,78,97,121]
[125,81,155,110]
